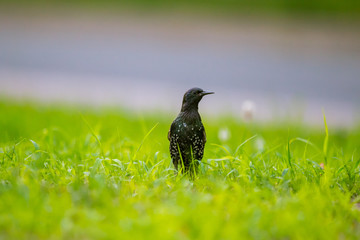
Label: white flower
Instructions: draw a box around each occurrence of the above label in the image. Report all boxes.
[254,137,265,152]
[241,100,256,122]
[218,127,231,142]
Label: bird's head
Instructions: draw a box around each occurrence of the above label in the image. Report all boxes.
[181,87,214,112]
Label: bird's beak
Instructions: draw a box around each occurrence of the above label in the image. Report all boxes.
[201,91,215,96]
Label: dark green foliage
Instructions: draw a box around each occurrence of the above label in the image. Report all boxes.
[2,0,360,19]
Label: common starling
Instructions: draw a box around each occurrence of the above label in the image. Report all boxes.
[168,87,214,174]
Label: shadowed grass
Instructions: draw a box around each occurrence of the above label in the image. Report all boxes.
[0,99,360,239]
[2,0,360,20]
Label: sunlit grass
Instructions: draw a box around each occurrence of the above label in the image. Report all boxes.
[0,100,360,239]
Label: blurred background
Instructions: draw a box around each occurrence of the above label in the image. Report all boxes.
[1,0,360,127]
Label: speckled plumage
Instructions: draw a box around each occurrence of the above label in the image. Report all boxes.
[168,87,214,173]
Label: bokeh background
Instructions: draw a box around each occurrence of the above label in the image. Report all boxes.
[1,0,360,127]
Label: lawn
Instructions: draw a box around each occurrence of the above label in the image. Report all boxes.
[3,0,360,19]
[0,99,360,239]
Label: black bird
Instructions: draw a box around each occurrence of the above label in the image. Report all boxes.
[168,87,214,174]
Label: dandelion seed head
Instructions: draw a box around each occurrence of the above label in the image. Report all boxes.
[218,127,231,142]
[241,100,256,122]
[254,137,265,152]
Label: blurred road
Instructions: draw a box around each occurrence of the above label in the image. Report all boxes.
[1,12,360,126]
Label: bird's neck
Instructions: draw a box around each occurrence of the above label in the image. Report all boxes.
[181,101,199,113]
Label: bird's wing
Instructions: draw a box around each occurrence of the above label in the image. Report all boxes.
[203,127,207,143]
[168,122,175,141]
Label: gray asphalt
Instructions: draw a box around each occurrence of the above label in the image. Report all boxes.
[1,13,359,127]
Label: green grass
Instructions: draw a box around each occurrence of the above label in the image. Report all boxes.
[3,0,360,20]
[1,99,360,239]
